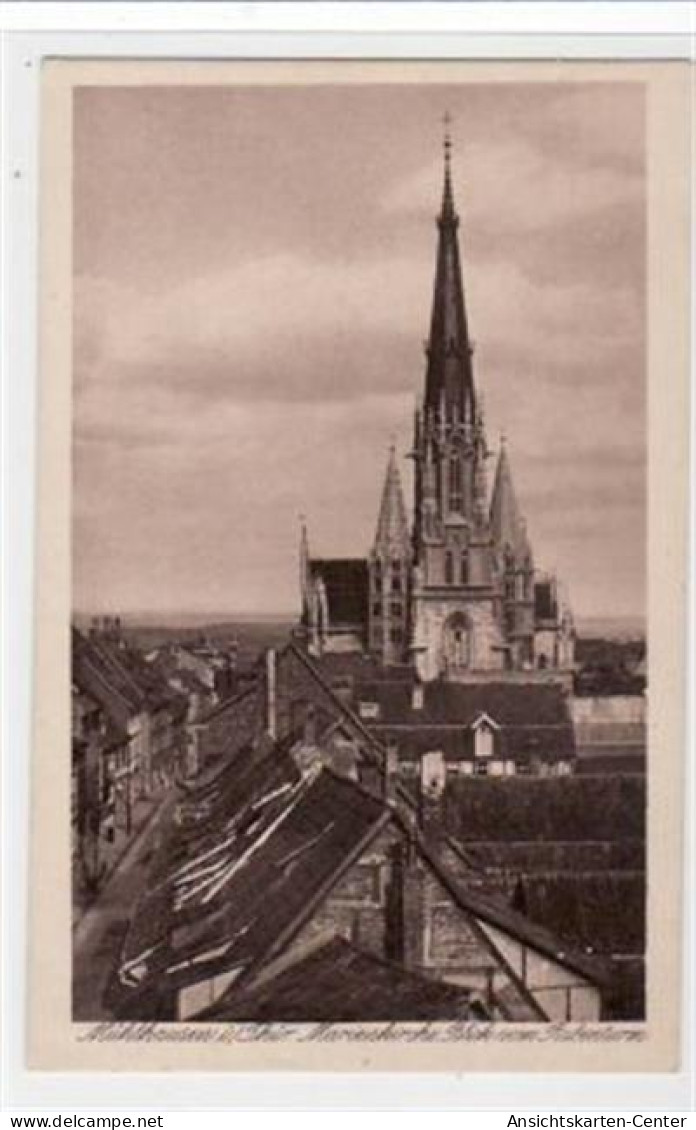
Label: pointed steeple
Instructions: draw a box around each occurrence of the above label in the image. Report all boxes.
[424,117,476,422]
[374,446,410,556]
[490,439,530,558]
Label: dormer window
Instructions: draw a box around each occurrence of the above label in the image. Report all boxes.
[471,713,500,759]
[358,701,380,720]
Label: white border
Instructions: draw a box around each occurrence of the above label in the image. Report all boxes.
[2,3,694,1114]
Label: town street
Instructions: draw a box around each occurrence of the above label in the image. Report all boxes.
[72,790,178,1021]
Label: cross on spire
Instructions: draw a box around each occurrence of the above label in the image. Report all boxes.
[441,111,455,221]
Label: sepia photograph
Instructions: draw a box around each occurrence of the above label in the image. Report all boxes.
[26,57,690,1073]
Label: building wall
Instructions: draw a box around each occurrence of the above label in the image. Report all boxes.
[412,595,505,682]
[478,921,601,1022]
[289,823,600,1021]
[570,695,646,725]
[570,695,647,759]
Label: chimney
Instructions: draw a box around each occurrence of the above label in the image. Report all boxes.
[411,681,424,711]
[385,838,427,970]
[265,648,277,741]
[419,750,446,837]
[383,738,399,802]
[302,703,317,746]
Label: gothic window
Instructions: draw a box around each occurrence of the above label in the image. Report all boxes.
[524,556,533,599]
[372,601,381,618]
[448,456,463,513]
[443,612,472,671]
[444,551,454,585]
[460,550,470,585]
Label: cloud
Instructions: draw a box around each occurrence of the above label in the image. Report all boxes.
[72,80,646,619]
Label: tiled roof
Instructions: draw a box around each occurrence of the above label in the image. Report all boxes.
[358,679,570,727]
[72,627,144,722]
[196,677,261,725]
[310,558,369,627]
[356,679,576,761]
[198,935,480,1022]
[413,827,607,988]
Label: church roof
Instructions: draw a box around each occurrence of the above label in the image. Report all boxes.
[373,447,410,556]
[309,558,368,627]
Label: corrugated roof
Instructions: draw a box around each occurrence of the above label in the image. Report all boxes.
[113,754,389,1011]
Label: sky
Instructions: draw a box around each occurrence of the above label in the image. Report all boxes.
[73,79,646,622]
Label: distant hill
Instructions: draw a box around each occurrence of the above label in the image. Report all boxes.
[73,613,296,666]
[576,615,646,642]
[118,618,295,665]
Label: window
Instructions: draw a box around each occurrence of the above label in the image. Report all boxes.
[474,760,489,776]
[444,612,472,670]
[359,701,380,720]
[390,627,403,643]
[460,550,469,585]
[448,456,463,512]
[390,601,402,617]
[391,575,402,593]
[372,602,381,618]
[444,551,454,585]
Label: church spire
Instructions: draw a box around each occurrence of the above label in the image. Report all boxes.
[490,439,530,558]
[373,445,409,556]
[424,117,476,422]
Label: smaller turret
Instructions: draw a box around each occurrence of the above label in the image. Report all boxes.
[490,440,535,668]
[369,447,411,666]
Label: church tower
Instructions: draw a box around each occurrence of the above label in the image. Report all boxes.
[296,124,576,683]
[369,446,411,665]
[411,123,505,682]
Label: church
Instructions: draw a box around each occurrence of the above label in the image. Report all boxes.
[300,129,575,687]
